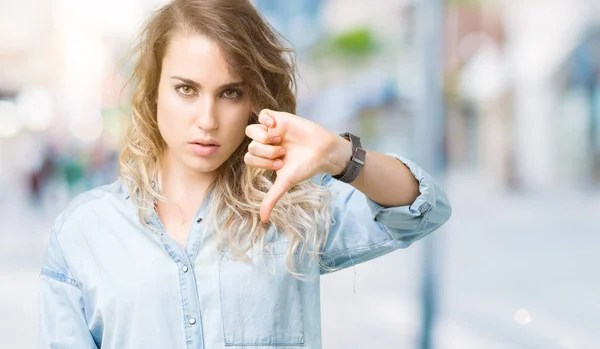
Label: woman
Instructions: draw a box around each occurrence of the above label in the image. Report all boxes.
[38,0,452,348]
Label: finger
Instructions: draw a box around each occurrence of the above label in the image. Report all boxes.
[248,140,286,159]
[259,109,288,140]
[258,109,276,128]
[245,124,280,144]
[244,152,284,171]
[261,176,293,223]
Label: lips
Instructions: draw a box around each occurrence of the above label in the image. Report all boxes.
[189,138,220,146]
[189,142,220,156]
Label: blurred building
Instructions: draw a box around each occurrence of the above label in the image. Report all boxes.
[554,26,600,187]
[443,0,600,192]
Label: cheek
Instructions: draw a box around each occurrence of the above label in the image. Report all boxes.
[222,103,251,139]
[156,104,184,149]
[156,91,188,139]
[156,102,171,139]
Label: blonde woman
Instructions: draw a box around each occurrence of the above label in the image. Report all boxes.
[38,0,452,348]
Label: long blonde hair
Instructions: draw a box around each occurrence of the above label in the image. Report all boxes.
[119,0,333,276]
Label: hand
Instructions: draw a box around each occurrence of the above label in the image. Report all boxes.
[244,109,350,222]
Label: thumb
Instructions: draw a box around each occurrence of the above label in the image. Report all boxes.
[259,109,288,140]
[260,175,292,223]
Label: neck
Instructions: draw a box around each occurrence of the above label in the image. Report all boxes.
[159,152,215,206]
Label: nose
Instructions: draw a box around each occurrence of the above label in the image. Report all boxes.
[195,96,218,131]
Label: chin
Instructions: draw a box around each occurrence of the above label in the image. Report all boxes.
[184,155,225,173]
[187,160,221,173]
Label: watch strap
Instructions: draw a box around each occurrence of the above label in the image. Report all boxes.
[332,132,366,183]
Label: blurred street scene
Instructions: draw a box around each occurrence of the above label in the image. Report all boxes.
[1,0,599,348]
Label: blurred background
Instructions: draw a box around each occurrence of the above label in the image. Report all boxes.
[1,0,599,348]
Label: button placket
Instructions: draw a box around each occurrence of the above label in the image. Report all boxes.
[152,209,204,346]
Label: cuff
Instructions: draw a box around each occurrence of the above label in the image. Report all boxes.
[366,152,436,222]
[315,152,436,222]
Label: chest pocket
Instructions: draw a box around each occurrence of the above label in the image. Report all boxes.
[218,240,305,347]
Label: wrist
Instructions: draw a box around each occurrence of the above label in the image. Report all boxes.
[324,134,353,176]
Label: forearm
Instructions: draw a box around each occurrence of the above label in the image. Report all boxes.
[325,135,420,208]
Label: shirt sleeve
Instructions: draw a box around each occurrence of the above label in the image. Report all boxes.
[38,216,99,349]
[318,152,452,274]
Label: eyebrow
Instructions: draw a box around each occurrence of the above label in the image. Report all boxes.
[170,76,245,90]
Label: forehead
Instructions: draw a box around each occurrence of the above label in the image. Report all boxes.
[162,32,240,84]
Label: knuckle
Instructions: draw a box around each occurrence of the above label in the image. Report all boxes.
[262,133,271,143]
[271,146,280,158]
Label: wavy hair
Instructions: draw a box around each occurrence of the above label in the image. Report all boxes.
[119,0,333,277]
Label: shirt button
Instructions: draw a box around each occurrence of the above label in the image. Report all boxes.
[196,217,203,223]
[189,317,196,325]
[182,265,189,273]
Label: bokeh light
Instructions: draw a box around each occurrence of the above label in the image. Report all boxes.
[514,309,532,325]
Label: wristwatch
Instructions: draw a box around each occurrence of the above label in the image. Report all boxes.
[332,132,366,183]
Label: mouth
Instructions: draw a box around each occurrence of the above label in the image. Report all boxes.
[189,139,221,147]
[189,139,221,157]
[191,143,219,147]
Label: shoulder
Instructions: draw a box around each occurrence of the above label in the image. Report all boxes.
[42,179,128,278]
[52,178,128,239]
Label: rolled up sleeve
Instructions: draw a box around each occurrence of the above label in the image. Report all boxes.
[318,152,451,274]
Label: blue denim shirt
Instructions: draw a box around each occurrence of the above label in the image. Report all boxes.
[38,153,451,349]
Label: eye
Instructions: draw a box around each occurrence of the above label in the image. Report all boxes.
[175,85,196,96]
[222,89,242,99]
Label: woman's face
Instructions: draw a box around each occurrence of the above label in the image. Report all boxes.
[156,32,251,176]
